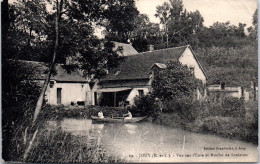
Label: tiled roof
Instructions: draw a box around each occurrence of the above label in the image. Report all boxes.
[21,60,88,82]
[101,45,188,82]
[112,41,138,56]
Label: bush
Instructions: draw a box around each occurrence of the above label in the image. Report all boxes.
[38,105,129,120]
[193,97,246,118]
[222,97,245,117]
[132,94,160,116]
[193,116,258,144]
[245,100,258,129]
[162,97,201,121]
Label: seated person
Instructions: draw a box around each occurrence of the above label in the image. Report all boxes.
[98,110,104,118]
[123,110,132,120]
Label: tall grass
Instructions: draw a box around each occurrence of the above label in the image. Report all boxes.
[146,96,258,144]
[25,128,122,163]
[3,105,127,163]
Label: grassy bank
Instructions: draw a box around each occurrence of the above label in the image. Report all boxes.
[151,113,257,144]
[25,128,122,163]
[149,99,258,144]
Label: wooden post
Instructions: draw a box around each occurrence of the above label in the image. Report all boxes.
[114,92,116,107]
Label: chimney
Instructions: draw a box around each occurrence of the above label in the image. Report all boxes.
[147,44,154,51]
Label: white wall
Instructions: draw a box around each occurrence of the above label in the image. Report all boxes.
[179,47,207,84]
[45,81,90,106]
[126,88,150,105]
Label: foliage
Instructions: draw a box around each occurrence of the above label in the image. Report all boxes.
[155,0,204,48]
[221,97,245,117]
[38,105,128,120]
[131,14,161,52]
[245,100,258,129]
[2,0,49,60]
[3,0,124,78]
[152,60,202,100]
[2,60,42,161]
[152,97,257,144]
[7,123,123,163]
[162,97,201,121]
[132,94,160,116]
[2,0,134,161]
[195,45,257,86]
[103,0,139,42]
[197,21,249,48]
[193,116,257,144]
[26,129,122,163]
[247,9,258,39]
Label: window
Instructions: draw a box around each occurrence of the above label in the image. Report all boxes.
[50,81,54,88]
[221,82,225,90]
[138,90,144,96]
[189,66,195,76]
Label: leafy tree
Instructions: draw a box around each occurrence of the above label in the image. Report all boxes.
[131,14,161,52]
[152,61,202,101]
[248,9,258,39]
[2,0,49,60]
[155,0,204,48]
[155,2,171,48]
[103,0,139,42]
[197,21,250,48]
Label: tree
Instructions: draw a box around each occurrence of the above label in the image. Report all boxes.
[131,14,160,52]
[155,0,204,48]
[2,0,125,160]
[152,61,202,101]
[103,0,139,43]
[2,0,49,60]
[248,9,257,39]
[197,21,249,48]
[155,2,171,48]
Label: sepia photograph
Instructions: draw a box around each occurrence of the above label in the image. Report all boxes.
[1,0,258,163]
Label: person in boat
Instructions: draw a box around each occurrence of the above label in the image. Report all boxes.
[98,110,104,118]
[123,110,132,120]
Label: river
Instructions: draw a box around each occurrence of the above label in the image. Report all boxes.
[46,118,258,163]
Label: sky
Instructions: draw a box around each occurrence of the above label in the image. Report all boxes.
[136,0,257,28]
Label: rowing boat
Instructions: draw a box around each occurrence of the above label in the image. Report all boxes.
[91,116,147,123]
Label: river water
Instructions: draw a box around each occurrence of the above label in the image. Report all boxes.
[46,118,258,163]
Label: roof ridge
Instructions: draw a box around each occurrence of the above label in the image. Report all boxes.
[128,45,189,57]
[112,41,131,45]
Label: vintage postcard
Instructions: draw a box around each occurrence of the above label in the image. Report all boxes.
[2,0,258,163]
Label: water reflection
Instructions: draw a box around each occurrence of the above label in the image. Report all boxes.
[45,118,258,162]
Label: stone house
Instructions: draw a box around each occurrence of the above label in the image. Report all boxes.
[24,61,91,106]
[22,43,208,107]
[93,45,207,107]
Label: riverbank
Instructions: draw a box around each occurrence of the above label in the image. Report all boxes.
[150,112,258,144]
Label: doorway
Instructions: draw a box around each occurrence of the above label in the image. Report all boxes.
[57,88,62,104]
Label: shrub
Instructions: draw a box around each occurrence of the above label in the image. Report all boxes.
[162,97,201,121]
[38,105,129,120]
[222,97,245,117]
[245,100,258,129]
[132,94,160,116]
[194,116,258,144]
